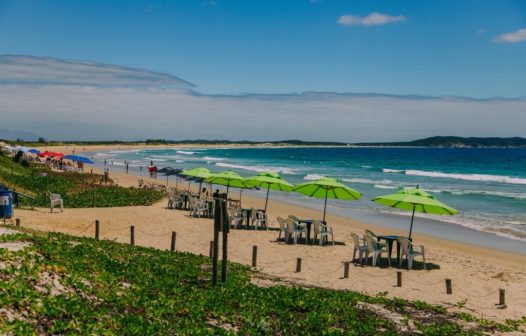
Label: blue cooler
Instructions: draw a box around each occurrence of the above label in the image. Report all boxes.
[0,189,13,219]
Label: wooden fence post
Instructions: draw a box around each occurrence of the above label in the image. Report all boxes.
[15,218,20,227]
[130,226,135,246]
[296,258,302,273]
[209,241,214,258]
[397,271,402,287]
[171,232,176,251]
[343,261,350,278]
[95,220,100,240]
[445,279,452,294]
[252,245,258,267]
[499,289,506,307]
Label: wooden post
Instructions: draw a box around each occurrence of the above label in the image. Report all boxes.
[344,261,350,278]
[252,245,258,267]
[171,232,176,251]
[209,241,214,258]
[130,226,135,246]
[90,169,93,174]
[15,218,20,227]
[221,199,228,283]
[95,220,100,240]
[397,271,402,287]
[445,279,452,294]
[499,289,506,306]
[296,258,302,273]
[212,198,220,286]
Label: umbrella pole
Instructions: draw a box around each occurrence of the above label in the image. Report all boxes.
[409,205,416,239]
[264,187,270,212]
[322,193,328,222]
[166,175,169,186]
[187,181,191,192]
[176,177,179,191]
[199,181,203,197]
[239,188,242,201]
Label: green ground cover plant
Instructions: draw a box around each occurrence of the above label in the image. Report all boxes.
[0,229,524,335]
[0,154,164,208]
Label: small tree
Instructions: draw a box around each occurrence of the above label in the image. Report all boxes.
[38,137,46,143]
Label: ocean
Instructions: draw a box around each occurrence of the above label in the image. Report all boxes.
[86,146,526,243]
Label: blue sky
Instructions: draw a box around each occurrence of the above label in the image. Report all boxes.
[0,0,525,98]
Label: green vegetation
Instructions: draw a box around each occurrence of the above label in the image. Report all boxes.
[1,230,523,335]
[0,153,164,208]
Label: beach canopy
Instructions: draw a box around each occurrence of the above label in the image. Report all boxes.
[206,170,246,197]
[63,155,94,164]
[180,167,212,180]
[244,171,293,212]
[28,149,40,154]
[372,186,458,239]
[38,151,63,158]
[293,177,362,221]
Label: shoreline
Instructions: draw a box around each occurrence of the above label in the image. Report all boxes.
[46,143,526,254]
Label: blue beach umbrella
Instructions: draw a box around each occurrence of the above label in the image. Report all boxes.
[28,149,40,154]
[64,155,94,164]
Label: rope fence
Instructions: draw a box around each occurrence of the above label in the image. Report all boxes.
[4,217,520,310]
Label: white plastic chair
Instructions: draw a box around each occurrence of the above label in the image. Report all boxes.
[364,234,388,267]
[313,220,334,246]
[398,237,426,270]
[230,209,245,229]
[351,233,368,265]
[276,217,287,241]
[194,200,209,218]
[365,229,387,249]
[254,210,267,230]
[48,192,63,213]
[285,218,304,244]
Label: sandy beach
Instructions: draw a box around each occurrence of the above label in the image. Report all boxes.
[8,144,526,322]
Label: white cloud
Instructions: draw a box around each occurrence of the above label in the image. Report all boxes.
[493,28,526,44]
[337,12,406,27]
[0,56,525,142]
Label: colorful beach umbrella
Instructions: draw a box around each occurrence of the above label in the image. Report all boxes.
[205,170,246,197]
[372,186,458,239]
[293,177,362,221]
[28,149,40,154]
[63,155,94,164]
[244,171,293,212]
[181,167,213,194]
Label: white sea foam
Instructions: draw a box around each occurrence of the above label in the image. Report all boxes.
[203,156,225,161]
[382,168,404,173]
[383,168,526,185]
[361,165,373,168]
[215,162,296,174]
[374,184,398,189]
[303,174,325,181]
[176,150,194,155]
[144,157,167,162]
[446,189,526,200]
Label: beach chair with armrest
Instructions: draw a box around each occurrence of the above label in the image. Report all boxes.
[230,208,245,229]
[285,218,305,244]
[313,220,334,246]
[276,217,287,241]
[254,210,267,230]
[365,229,387,249]
[48,191,63,213]
[194,200,209,218]
[364,234,388,267]
[351,233,368,265]
[398,237,426,270]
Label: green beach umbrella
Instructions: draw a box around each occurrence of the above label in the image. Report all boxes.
[372,186,458,239]
[180,167,212,194]
[293,177,362,221]
[244,171,293,212]
[206,170,246,197]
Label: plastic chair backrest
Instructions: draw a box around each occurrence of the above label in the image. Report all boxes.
[285,218,296,233]
[364,234,376,252]
[288,215,299,222]
[351,233,361,248]
[313,220,321,235]
[277,217,285,230]
[365,229,377,238]
[398,237,410,255]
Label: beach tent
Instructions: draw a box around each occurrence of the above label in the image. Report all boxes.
[244,171,293,212]
[293,177,361,221]
[372,186,458,239]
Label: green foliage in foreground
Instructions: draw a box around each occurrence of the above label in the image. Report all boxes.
[0,231,523,335]
[0,154,164,208]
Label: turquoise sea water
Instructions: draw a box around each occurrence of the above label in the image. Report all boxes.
[87,147,526,243]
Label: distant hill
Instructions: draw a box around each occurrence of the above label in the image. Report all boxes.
[0,128,40,141]
[354,136,526,148]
